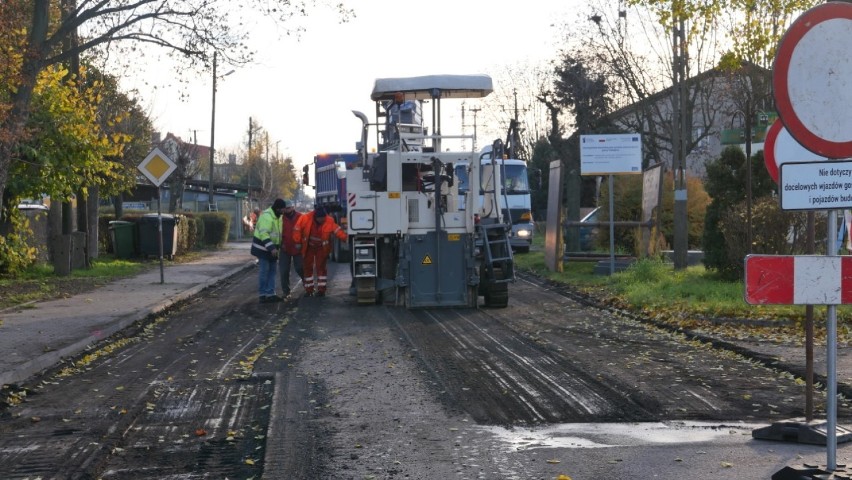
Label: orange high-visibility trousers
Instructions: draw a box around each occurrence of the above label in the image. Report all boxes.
[303,247,330,293]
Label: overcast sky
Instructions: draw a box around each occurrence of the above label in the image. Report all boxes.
[125,0,586,173]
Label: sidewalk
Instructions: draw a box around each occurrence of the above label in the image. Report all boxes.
[0,242,255,387]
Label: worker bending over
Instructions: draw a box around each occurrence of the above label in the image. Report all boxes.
[293,206,347,297]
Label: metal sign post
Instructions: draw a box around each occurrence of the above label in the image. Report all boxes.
[156,188,164,284]
[579,134,642,275]
[827,211,839,466]
[137,148,177,285]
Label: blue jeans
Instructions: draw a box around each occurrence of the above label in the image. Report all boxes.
[258,256,278,297]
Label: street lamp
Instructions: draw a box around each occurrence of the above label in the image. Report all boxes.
[208,51,235,210]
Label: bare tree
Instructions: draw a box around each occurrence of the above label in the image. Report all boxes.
[0,0,352,216]
[578,0,725,173]
[162,136,202,213]
[482,62,555,160]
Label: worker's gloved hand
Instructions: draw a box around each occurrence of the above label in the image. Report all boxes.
[295,244,302,251]
[271,249,279,258]
[323,241,329,246]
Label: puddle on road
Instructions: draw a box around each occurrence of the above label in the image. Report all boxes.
[482,421,765,450]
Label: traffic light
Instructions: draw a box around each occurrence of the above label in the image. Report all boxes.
[302,164,310,187]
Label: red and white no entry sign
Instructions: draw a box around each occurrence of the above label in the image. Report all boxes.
[745,255,852,305]
[773,2,852,159]
[763,118,826,183]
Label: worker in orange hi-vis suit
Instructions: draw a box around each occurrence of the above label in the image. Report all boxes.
[293,206,348,297]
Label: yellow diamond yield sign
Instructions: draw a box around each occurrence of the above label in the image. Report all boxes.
[138,147,176,186]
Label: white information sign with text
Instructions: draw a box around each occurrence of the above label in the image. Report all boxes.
[780,160,852,210]
[580,134,642,175]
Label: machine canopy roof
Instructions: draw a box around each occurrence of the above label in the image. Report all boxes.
[371,74,493,101]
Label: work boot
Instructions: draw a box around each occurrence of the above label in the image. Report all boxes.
[305,288,314,297]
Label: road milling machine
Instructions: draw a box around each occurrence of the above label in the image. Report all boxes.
[310,74,514,308]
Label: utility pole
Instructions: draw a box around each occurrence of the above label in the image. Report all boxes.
[207,52,217,208]
[207,55,233,211]
[672,12,689,270]
[461,102,466,151]
[509,89,521,159]
[247,117,253,210]
[265,132,271,198]
[469,106,481,152]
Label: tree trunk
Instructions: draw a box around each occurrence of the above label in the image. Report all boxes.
[563,147,582,252]
[76,189,89,266]
[87,185,100,260]
[169,178,184,213]
[113,193,124,219]
[0,1,50,219]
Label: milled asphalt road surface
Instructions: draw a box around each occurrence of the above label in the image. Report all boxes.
[4,243,852,478]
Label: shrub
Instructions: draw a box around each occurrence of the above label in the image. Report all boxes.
[179,216,198,253]
[717,197,827,279]
[194,215,206,248]
[174,214,191,256]
[596,175,642,253]
[703,146,783,279]
[658,173,710,250]
[0,206,38,275]
[199,212,230,247]
[598,170,709,255]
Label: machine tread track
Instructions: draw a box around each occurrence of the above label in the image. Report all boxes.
[483,267,509,308]
[356,277,378,305]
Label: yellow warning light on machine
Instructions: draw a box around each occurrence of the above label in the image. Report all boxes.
[447,234,460,241]
[422,254,433,265]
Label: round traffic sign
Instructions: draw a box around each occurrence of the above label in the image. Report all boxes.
[763,120,781,182]
[763,118,826,183]
[773,2,852,159]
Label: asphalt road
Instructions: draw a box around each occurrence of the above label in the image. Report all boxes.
[2,260,851,479]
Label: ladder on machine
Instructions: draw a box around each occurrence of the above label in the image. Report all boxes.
[353,238,378,304]
[477,222,514,283]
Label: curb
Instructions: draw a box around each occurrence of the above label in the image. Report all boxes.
[0,260,255,387]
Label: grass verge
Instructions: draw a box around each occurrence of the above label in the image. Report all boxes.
[513,238,852,345]
[0,258,149,310]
